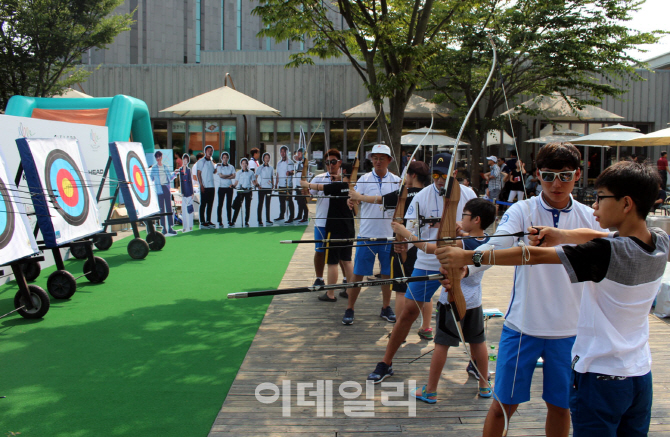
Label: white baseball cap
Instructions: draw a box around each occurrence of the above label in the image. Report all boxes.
[486,155,497,161]
[370,144,393,158]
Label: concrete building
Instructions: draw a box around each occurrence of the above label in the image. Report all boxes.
[79,0,670,178]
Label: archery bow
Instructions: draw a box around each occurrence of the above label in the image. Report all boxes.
[348,109,382,216]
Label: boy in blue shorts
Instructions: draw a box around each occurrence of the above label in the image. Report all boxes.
[366,153,477,383]
[437,160,668,437]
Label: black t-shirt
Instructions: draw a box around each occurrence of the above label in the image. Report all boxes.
[382,187,422,217]
[508,169,524,191]
[323,182,355,238]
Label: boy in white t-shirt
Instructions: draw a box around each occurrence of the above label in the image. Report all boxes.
[437,160,668,437]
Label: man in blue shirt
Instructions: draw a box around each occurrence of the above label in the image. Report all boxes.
[149,150,177,236]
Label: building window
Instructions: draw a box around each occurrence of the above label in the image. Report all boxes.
[196,0,201,63]
[236,0,242,50]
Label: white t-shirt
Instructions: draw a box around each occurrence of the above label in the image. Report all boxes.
[196,158,215,188]
[404,183,476,271]
[469,194,607,337]
[354,169,401,238]
[310,172,332,228]
[255,165,274,189]
[275,158,294,188]
[215,163,235,188]
[248,158,259,171]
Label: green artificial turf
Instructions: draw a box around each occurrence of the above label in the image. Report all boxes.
[0,225,305,437]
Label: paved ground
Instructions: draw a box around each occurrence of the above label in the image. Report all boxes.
[209,211,670,436]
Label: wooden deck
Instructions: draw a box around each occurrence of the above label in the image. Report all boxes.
[210,220,670,437]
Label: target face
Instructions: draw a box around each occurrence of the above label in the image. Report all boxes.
[44,149,89,226]
[0,177,15,250]
[126,151,151,207]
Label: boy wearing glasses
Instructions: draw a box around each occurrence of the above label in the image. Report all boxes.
[437,160,667,437]
[451,143,607,437]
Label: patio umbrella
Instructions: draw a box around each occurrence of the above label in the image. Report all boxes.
[525,129,585,144]
[501,92,623,120]
[401,132,466,146]
[409,127,447,134]
[343,94,450,118]
[52,88,93,98]
[160,85,281,116]
[573,124,644,161]
[623,127,670,147]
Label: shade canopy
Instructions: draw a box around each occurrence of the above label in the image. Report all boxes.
[501,92,623,121]
[52,88,93,98]
[525,129,584,144]
[343,94,450,118]
[160,85,281,116]
[486,129,515,145]
[401,132,466,146]
[574,132,644,146]
[410,127,447,134]
[623,127,670,146]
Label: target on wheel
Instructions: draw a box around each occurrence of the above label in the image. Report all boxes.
[126,151,151,207]
[44,149,89,226]
[0,177,16,250]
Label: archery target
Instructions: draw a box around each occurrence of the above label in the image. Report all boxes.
[45,149,89,226]
[126,151,151,207]
[109,142,160,221]
[0,177,15,250]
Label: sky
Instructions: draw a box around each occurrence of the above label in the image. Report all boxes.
[627,0,670,61]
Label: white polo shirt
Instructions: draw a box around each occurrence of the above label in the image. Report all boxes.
[354,169,401,238]
[405,183,476,271]
[310,172,332,228]
[248,157,259,171]
[215,163,235,188]
[275,158,294,188]
[234,169,254,190]
[196,158,215,188]
[255,164,274,189]
[470,193,607,337]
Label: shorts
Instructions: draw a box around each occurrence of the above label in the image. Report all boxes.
[390,246,417,293]
[492,325,575,408]
[508,190,524,202]
[489,188,501,202]
[325,241,352,265]
[404,269,441,302]
[314,226,327,253]
[435,304,485,347]
[353,239,392,276]
[570,370,652,437]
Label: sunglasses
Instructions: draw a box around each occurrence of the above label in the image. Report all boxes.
[539,170,577,183]
[432,173,448,180]
[326,159,340,165]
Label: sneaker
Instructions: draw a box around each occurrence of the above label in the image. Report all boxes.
[258,221,264,226]
[367,361,393,384]
[285,219,294,224]
[418,327,434,340]
[467,361,480,380]
[342,308,354,325]
[274,217,284,222]
[244,223,250,227]
[380,306,396,323]
[266,221,273,226]
[313,278,325,287]
[339,289,349,298]
[318,293,337,302]
[298,218,308,223]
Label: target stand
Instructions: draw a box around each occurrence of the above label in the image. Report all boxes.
[96,142,170,260]
[16,138,113,300]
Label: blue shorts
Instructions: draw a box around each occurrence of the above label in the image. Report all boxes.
[405,269,441,302]
[493,325,575,409]
[314,227,327,253]
[353,239,392,276]
[570,371,652,437]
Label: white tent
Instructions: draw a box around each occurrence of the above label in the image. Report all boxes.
[160,85,281,116]
[343,95,450,118]
[501,92,623,120]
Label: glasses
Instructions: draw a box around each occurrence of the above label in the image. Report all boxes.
[461,213,472,217]
[326,159,340,165]
[595,194,618,204]
[539,170,577,183]
[432,173,448,180]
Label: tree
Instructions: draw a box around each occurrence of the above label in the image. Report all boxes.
[0,0,134,108]
[253,0,464,166]
[421,0,661,188]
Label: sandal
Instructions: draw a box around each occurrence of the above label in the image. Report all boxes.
[413,385,437,404]
[318,293,337,302]
[478,386,492,398]
[417,327,434,340]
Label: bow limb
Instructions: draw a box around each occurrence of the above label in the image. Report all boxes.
[348,157,360,216]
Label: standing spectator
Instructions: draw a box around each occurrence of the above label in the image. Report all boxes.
[657,151,668,188]
[485,155,503,202]
[215,152,235,227]
[275,145,295,223]
[196,145,216,229]
[400,149,409,175]
[505,159,526,203]
[230,158,254,227]
[254,152,274,226]
[149,150,177,237]
[178,153,194,233]
[294,148,309,223]
[248,147,260,172]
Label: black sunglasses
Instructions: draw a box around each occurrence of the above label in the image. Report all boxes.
[326,159,340,165]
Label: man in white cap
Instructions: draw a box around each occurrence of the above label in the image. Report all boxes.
[343,143,401,325]
[485,155,503,203]
[196,145,216,229]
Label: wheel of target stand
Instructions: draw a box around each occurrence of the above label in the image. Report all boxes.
[15,285,50,319]
[70,244,88,259]
[146,231,166,251]
[83,257,110,283]
[127,238,150,260]
[47,270,77,299]
[21,261,42,282]
[94,234,113,251]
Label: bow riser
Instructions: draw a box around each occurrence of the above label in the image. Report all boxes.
[437,179,466,321]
